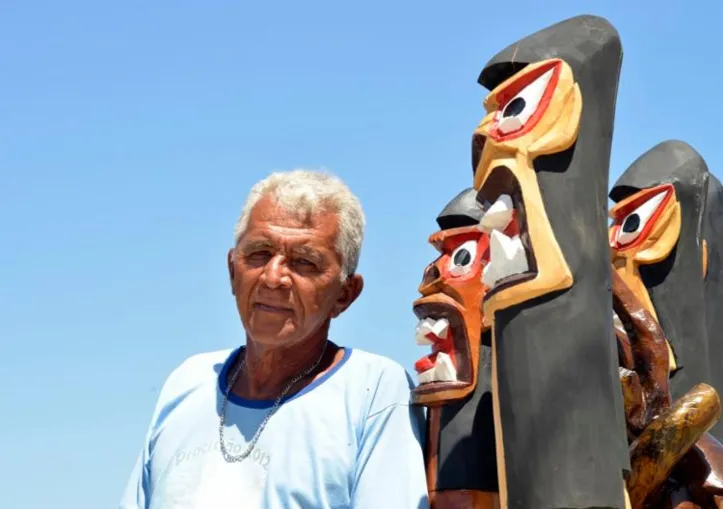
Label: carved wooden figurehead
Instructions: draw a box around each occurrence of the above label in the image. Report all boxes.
[413,188,489,406]
[472,14,629,509]
[609,145,723,508]
[703,174,723,442]
[610,141,712,404]
[412,188,498,507]
[410,13,723,509]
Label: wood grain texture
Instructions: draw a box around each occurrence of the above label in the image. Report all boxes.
[612,268,672,437]
[432,489,500,509]
[627,384,721,509]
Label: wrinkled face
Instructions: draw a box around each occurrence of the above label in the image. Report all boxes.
[609,183,681,371]
[412,225,491,405]
[472,59,581,315]
[228,194,363,347]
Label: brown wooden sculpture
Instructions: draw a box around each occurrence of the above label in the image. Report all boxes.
[413,187,498,508]
[612,265,720,508]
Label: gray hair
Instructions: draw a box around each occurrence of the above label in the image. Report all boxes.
[233,169,366,280]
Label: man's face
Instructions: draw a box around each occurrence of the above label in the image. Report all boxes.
[228,194,363,346]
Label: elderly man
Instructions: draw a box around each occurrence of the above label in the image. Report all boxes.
[120,169,429,508]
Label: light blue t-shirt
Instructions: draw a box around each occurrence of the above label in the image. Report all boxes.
[120,346,430,509]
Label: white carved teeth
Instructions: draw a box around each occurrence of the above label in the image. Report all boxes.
[415,317,449,345]
[479,194,514,232]
[416,352,458,384]
[482,230,528,288]
[434,352,457,381]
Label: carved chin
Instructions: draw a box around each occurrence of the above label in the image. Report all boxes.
[476,166,538,299]
[412,301,472,394]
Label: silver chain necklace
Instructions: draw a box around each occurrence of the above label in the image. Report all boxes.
[219,341,328,463]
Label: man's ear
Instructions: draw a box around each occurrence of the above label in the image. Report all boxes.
[227,248,236,295]
[331,274,364,318]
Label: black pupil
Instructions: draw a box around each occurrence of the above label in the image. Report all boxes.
[622,214,640,233]
[503,97,526,118]
[454,249,472,266]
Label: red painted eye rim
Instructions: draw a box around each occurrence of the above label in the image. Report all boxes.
[610,183,675,252]
[439,233,489,281]
[488,60,563,142]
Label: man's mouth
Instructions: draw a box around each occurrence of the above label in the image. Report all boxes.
[476,166,537,298]
[412,301,470,390]
[254,302,292,313]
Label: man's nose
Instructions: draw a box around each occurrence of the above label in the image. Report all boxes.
[262,255,291,288]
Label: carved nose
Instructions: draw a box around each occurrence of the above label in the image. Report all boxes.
[421,264,441,289]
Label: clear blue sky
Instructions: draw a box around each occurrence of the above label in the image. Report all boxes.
[1,1,721,507]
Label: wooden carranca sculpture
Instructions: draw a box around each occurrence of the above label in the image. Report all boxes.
[610,140,713,403]
[704,174,723,442]
[470,14,629,509]
[610,141,723,508]
[412,13,723,509]
[412,187,498,507]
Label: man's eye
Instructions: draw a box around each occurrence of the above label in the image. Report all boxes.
[291,257,321,271]
[246,251,272,261]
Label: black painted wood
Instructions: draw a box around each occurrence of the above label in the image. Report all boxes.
[479,14,629,509]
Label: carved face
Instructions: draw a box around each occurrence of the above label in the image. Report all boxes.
[412,225,490,405]
[609,183,682,312]
[609,183,682,370]
[472,59,582,316]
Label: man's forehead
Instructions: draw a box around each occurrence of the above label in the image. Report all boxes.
[250,195,338,230]
[240,232,324,249]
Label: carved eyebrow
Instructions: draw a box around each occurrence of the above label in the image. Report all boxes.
[609,184,674,220]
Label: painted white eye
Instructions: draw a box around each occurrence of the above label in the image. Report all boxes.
[497,68,555,135]
[617,189,668,246]
[448,240,477,276]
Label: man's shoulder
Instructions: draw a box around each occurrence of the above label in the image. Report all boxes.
[159,348,234,398]
[342,347,416,407]
[345,347,411,379]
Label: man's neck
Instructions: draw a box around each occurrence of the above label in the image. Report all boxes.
[230,334,339,401]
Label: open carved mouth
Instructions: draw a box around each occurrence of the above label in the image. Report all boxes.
[476,166,538,299]
[412,300,471,391]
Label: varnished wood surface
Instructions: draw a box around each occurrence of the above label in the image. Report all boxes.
[426,407,441,495]
[612,268,672,436]
[432,489,500,509]
[627,384,721,509]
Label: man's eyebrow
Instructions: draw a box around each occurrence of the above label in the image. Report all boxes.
[291,245,325,262]
[240,239,275,252]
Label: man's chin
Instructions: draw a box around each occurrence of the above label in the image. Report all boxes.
[244,322,297,346]
[242,314,335,352]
